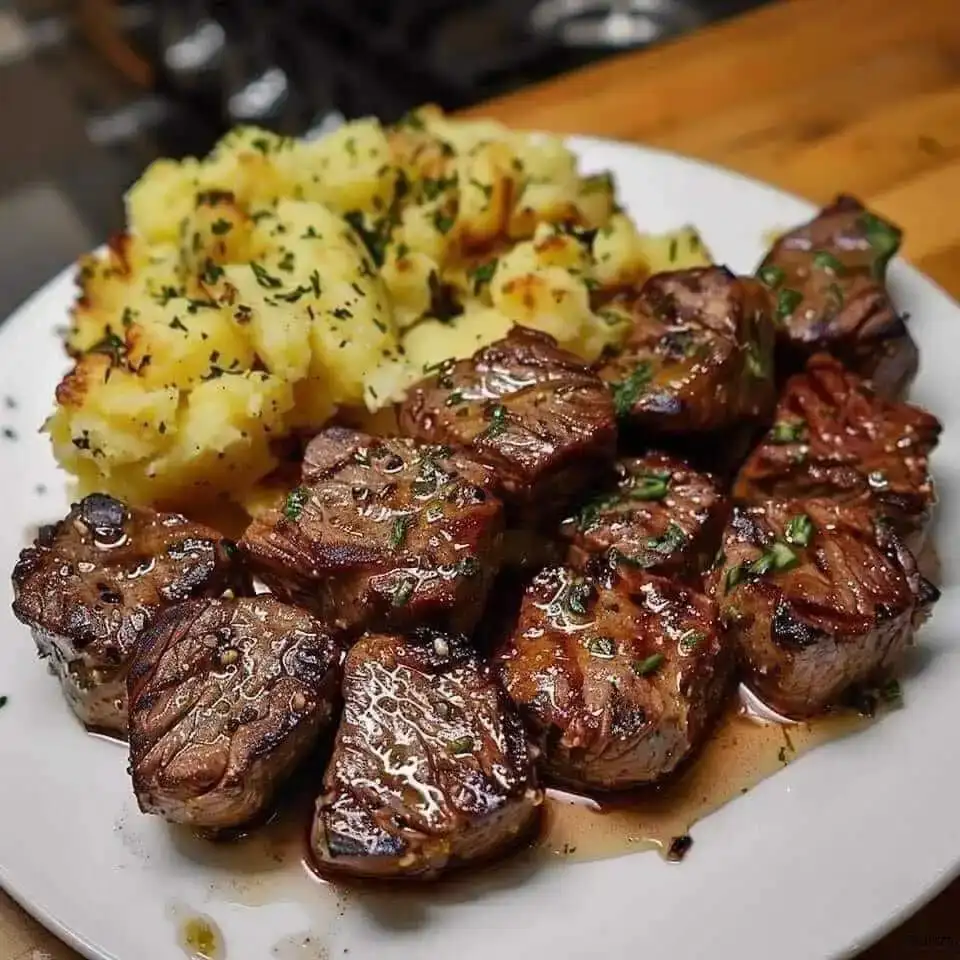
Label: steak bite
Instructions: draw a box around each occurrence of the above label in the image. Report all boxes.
[560,452,727,586]
[396,327,617,525]
[709,499,938,718]
[496,566,732,791]
[11,494,244,735]
[241,428,503,636]
[756,195,915,396]
[311,628,541,880]
[596,266,776,436]
[734,353,940,547]
[128,597,340,830]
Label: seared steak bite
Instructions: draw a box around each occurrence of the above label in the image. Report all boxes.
[757,195,915,397]
[734,354,940,547]
[128,597,340,830]
[311,628,541,879]
[560,452,727,586]
[11,494,244,735]
[496,566,732,791]
[396,327,617,526]
[596,266,776,436]
[241,428,503,636]
[709,499,938,718]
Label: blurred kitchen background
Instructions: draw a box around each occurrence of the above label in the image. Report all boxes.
[0,0,766,319]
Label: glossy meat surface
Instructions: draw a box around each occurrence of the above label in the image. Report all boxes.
[128,597,340,829]
[560,452,727,586]
[709,499,938,718]
[241,428,503,636]
[596,266,776,434]
[397,327,617,525]
[11,494,243,734]
[734,354,940,547]
[757,195,915,396]
[497,567,732,790]
[312,628,541,879]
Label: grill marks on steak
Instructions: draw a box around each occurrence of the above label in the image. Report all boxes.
[11,494,244,735]
[128,597,340,829]
[757,195,915,397]
[597,267,776,435]
[241,428,503,637]
[709,499,938,718]
[561,453,727,587]
[734,354,940,547]
[397,327,617,525]
[311,628,541,879]
[496,566,732,790]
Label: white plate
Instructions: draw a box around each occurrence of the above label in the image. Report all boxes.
[1,137,958,960]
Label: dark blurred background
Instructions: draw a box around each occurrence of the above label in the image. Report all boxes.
[0,0,767,318]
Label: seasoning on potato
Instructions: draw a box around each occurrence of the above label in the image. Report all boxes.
[47,105,712,510]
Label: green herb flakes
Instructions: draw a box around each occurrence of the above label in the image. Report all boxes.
[610,362,653,418]
[447,736,475,755]
[770,419,806,444]
[633,653,665,677]
[758,264,786,289]
[775,288,803,322]
[391,514,412,549]
[812,250,845,274]
[586,636,616,659]
[784,514,814,547]
[283,486,309,521]
[646,522,687,555]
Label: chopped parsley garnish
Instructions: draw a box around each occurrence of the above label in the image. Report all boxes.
[201,260,224,284]
[565,578,594,617]
[310,270,322,298]
[469,259,498,294]
[668,237,678,262]
[586,636,616,659]
[395,242,410,260]
[344,210,389,267]
[610,362,653,418]
[812,250,845,274]
[283,487,309,521]
[276,285,310,303]
[480,403,508,440]
[390,514,412,549]
[575,491,621,531]
[278,250,296,272]
[432,209,456,234]
[678,630,704,656]
[445,390,465,407]
[744,340,770,380]
[775,288,803,322]
[88,332,126,366]
[391,578,415,607]
[251,262,282,289]
[630,470,672,501]
[646,522,687,555]
[748,541,798,576]
[770,419,806,444]
[633,653,665,677]
[758,264,785,289]
[456,556,482,578]
[581,171,614,195]
[168,316,188,332]
[881,678,903,705]
[784,514,814,547]
[724,563,746,593]
[421,174,458,201]
[858,212,901,278]
[447,736,475,755]
[211,218,232,236]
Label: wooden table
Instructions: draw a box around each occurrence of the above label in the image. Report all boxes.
[3,0,960,956]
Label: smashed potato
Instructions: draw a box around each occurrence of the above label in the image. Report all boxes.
[50,106,713,509]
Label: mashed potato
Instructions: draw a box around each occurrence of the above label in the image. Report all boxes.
[49,105,712,508]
